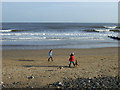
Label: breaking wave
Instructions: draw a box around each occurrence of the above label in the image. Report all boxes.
[84,29,120,32]
[0,29,27,32]
[104,26,117,29]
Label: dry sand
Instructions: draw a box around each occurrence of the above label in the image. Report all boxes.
[2,47,119,88]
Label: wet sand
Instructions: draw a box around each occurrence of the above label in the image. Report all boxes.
[2,47,119,88]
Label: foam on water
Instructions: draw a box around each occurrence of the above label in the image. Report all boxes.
[104,26,117,29]
[1,23,119,49]
[94,29,110,32]
[0,29,13,32]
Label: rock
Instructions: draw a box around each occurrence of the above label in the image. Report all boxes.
[59,67,63,69]
[61,76,119,88]
[26,86,33,88]
[52,81,64,87]
[27,76,35,79]
[12,82,20,85]
[8,77,11,79]
[1,82,4,88]
[108,36,120,40]
[88,80,91,83]
[58,82,63,86]
[2,84,6,88]
[57,86,60,88]
[1,82,3,84]
[101,59,104,60]
[89,77,91,79]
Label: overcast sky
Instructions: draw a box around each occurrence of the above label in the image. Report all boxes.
[2,2,118,23]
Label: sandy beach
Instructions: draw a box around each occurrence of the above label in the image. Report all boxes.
[2,47,119,88]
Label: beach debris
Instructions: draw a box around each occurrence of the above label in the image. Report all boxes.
[51,81,64,87]
[2,84,6,88]
[0,82,5,88]
[88,80,91,83]
[26,86,34,88]
[1,82,3,84]
[8,76,11,79]
[59,66,63,69]
[27,76,35,79]
[12,82,21,86]
[57,86,60,88]
[58,82,63,86]
[0,82,3,88]
[101,59,104,60]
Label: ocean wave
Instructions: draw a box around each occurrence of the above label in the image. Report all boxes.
[0,32,83,36]
[90,26,105,28]
[2,37,47,40]
[88,25,118,29]
[84,29,120,32]
[84,29,110,32]
[0,29,13,32]
[104,26,117,29]
[108,36,120,40]
[116,26,120,29]
[2,36,105,41]
[109,30,120,32]
[94,29,110,32]
[0,29,27,32]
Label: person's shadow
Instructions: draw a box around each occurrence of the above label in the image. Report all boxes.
[23,65,69,68]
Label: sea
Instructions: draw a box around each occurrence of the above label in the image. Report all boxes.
[1,23,119,50]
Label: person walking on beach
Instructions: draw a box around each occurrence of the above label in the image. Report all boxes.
[69,53,75,67]
[48,49,53,61]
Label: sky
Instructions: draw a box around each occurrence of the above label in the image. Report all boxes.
[1,0,120,2]
[2,2,118,23]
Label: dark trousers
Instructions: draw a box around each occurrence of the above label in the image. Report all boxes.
[69,61,75,67]
[48,56,53,61]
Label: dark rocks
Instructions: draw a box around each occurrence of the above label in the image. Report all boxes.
[48,76,119,88]
[109,30,120,32]
[1,82,5,88]
[59,66,63,69]
[27,76,35,79]
[2,76,120,88]
[52,82,64,87]
[48,81,64,88]
[108,36,120,40]
[12,82,20,85]
[26,86,34,88]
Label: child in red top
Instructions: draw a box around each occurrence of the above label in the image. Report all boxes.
[69,53,75,67]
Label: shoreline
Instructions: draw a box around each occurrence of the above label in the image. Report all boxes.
[2,46,120,50]
[2,40,119,50]
[2,47,119,88]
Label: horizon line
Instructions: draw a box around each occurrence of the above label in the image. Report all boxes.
[1,21,118,23]
[1,0,120,2]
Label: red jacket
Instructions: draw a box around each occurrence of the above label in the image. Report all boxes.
[69,56,74,62]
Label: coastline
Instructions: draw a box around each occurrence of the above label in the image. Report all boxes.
[2,47,119,88]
